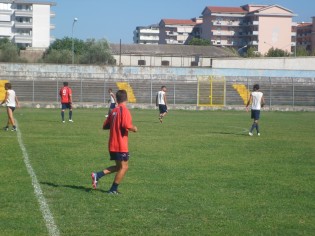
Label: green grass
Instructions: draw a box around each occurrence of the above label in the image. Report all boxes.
[0,108,314,235]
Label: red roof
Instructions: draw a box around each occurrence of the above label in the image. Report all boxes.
[297,22,312,27]
[205,6,247,13]
[161,19,196,25]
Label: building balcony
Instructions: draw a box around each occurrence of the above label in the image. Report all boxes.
[212,31,237,36]
[14,34,32,43]
[50,11,56,18]
[248,41,258,46]
[50,24,55,30]
[139,29,159,34]
[0,22,12,27]
[15,22,33,29]
[212,20,241,27]
[15,10,33,17]
[139,35,159,41]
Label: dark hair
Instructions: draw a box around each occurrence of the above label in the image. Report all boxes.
[5,83,12,90]
[116,90,128,103]
[253,84,260,91]
[63,82,68,86]
[161,86,166,89]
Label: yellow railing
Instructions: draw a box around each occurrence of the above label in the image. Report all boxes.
[0,80,9,101]
[232,84,250,105]
[116,82,136,103]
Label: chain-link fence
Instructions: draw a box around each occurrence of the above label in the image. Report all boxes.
[1,73,315,108]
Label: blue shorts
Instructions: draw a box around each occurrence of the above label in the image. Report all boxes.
[61,103,72,110]
[110,103,116,109]
[159,104,168,114]
[110,152,129,161]
[251,109,260,120]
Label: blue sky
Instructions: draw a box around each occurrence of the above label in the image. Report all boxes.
[51,0,314,44]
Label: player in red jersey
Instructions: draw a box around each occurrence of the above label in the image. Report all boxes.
[59,82,73,123]
[91,90,137,194]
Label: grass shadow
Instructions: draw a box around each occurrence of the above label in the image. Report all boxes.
[40,181,108,193]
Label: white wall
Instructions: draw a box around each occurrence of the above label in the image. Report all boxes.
[32,4,50,48]
[212,57,315,70]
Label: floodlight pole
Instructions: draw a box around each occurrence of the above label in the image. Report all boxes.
[72,18,78,64]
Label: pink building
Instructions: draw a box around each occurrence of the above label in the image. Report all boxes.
[200,4,296,55]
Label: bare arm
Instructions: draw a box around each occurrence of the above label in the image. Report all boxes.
[246,94,252,107]
[15,96,20,108]
[163,93,167,106]
[128,125,137,132]
[156,94,158,106]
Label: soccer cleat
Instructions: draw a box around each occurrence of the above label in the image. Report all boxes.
[69,119,73,122]
[62,121,65,123]
[257,133,261,136]
[11,127,17,132]
[249,132,253,136]
[159,117,163,123]
[107,190,121,195]
[91,172,98,189]
[3,127,8,131]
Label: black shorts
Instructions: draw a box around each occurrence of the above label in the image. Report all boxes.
[61,103,72,110]
[251,109,260,120]
[159,104,168,114]
[110,152,129,161]
[8,106,16,112]
[110,103,116,109]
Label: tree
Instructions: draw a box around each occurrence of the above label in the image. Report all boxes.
[79,39,115,65]
[244,46,261,57]
[265,47,290,57]
[295,46,309,57]
[42,49,72,64]
[187,37,211,46]
[43,37,114,65]
[0,38,21,62]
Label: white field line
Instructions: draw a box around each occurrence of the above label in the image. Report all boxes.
[15,120,60,236]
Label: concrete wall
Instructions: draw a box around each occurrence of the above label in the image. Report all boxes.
[212,57,315,71]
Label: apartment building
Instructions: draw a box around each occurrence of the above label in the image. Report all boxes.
[0,0,55,48]
[297,22,312,52]
[159,18,201,45]
[200,4,296,55]
[133,24,159,44]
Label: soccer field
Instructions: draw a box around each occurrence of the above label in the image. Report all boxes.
[0,108,314,235]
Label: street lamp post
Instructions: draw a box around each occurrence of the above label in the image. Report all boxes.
[72,17,78,64]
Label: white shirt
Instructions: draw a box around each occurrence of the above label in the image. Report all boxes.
[251,91,263,110]
[6,89,16,107]
[157,91,165,105]
[110,92,115,103]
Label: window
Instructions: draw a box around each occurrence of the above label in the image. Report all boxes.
[191,61,198,67]
[138,60,146,66]
[161,60,170,66]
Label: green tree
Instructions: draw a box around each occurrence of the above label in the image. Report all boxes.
[0,38,21,62]
[42,49,72,64]
[187,37,211,46]
[295,46,309,56]
[244,46,261,57]
[265,47,290,57]
[79,39,115,65]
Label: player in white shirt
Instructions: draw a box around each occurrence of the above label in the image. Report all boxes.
[156,86,167,123]
[1,83,19,131]
[246,84,265,136]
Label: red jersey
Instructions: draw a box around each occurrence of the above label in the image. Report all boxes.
[103,104,133,152]
[59,86,72,103]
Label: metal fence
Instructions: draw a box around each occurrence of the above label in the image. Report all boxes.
[1,73,315,108]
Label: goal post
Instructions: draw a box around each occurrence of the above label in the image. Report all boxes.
[197,75,226,107]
